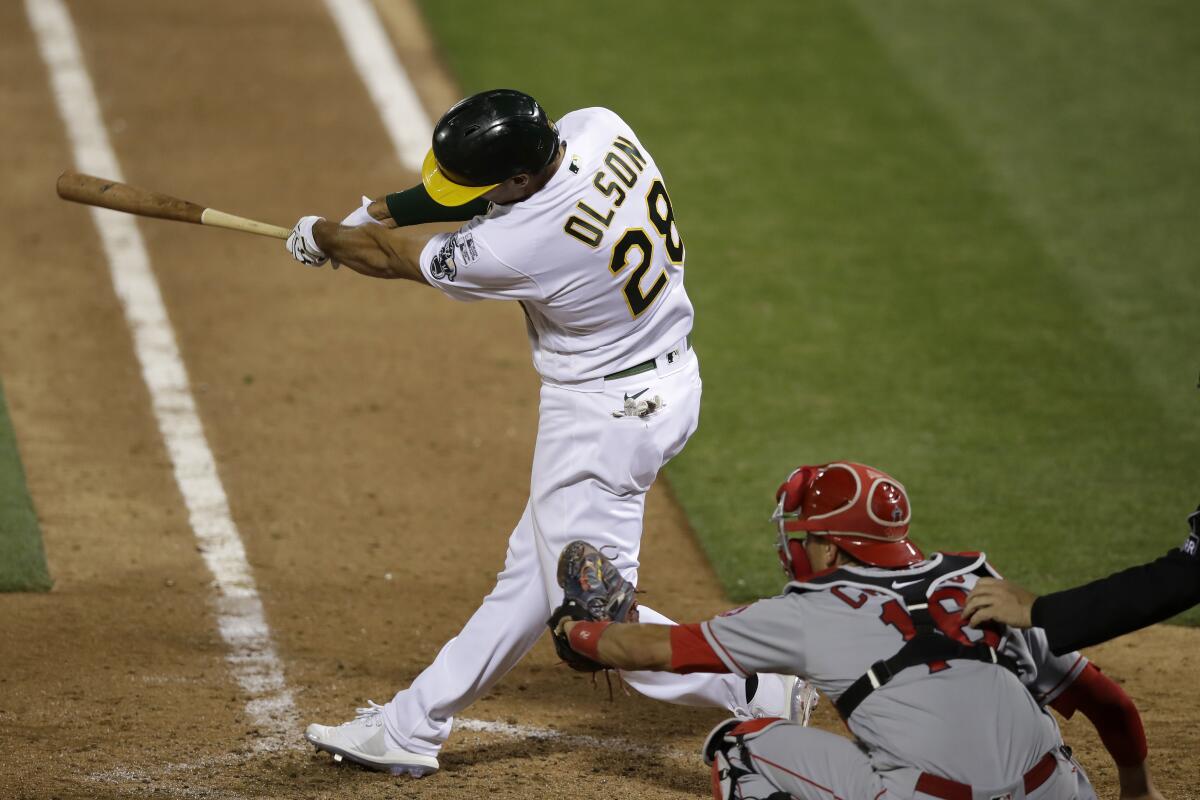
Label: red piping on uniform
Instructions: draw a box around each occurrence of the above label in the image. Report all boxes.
[1038,654,1085,704]
[750,754,847,800]
[701,622,751,678]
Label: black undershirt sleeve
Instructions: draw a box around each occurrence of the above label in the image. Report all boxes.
[1032,547,1200,655]
[384,184,490,227]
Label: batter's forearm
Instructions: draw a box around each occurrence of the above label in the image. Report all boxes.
[312,220,427,282]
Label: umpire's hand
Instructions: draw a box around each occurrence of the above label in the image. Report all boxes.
[962,578,1037,629]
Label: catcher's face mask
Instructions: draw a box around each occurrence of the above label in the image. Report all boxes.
[772,465,820,581]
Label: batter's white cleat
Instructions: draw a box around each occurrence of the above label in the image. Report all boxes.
[786,675,820,726]
[305,702,439,777]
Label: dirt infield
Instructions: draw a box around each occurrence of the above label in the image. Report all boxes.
[0,1,1195,798]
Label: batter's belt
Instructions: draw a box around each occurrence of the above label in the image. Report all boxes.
[603,334,692,381]
[914,747,1064,800]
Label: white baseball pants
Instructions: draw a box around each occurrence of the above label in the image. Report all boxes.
[381,349,751,755]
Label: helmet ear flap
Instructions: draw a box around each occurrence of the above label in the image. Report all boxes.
[776,466,818,513]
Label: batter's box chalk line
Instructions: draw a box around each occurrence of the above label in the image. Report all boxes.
[85,716,694,795]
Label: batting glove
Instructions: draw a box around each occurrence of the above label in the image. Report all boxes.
[286,215,328,267]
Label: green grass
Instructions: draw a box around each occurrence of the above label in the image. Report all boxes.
[0,377,51,592]
[419,0,1200,623]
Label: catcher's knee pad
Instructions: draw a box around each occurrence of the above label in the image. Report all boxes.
[702,717,790,800]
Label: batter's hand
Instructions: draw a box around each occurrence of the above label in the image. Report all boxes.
[286,215,328,266]
[962,578,1036,629]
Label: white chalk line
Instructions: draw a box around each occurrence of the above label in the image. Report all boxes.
[85,715,695,797]
[26,0,298,752]
[87,758,251,800]
[454,717,693,761]
[323,0,433,171]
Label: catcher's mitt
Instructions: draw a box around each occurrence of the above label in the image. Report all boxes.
[547,540,639,672]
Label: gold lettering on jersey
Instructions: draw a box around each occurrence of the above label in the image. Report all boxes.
[577,201,614,227]
[563,136,650,248]
[612,136,647,171]
[592,172,627,208]
[563,215,604,248]
[605,152,638,187]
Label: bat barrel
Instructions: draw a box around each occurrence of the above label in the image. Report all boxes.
[56,171,291,239]
[56,172,206,225]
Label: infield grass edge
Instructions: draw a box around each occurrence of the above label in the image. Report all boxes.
[0,376,51,592]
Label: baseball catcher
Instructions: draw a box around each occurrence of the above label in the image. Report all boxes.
[551,461,1161,800]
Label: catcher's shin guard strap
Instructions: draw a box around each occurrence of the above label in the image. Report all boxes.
[835,635,1019,719]
[567,621,611,662]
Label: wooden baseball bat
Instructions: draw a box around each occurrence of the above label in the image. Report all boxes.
[56,171,291,240]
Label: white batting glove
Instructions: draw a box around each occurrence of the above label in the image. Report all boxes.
[340,196,385,227]
[286,215,328,267]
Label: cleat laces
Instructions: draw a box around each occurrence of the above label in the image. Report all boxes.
[341,700,386,728]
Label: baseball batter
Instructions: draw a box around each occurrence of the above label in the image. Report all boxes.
[285,90,804,775]
[555,462,1158,799]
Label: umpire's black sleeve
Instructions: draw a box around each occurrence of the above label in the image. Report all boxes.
[1032,547,1200,655]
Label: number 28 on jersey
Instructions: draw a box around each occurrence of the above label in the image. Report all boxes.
[563,136,685,319]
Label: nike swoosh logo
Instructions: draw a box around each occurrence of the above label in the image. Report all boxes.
[892,579,922,589]
[624,388,649,401]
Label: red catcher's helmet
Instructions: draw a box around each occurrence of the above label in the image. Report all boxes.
[771,462,923,581]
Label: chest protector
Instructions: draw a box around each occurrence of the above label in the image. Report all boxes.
[787,553,1020,720]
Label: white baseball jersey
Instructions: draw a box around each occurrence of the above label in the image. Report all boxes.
[418,107,693,384]
[699,553,1087,788]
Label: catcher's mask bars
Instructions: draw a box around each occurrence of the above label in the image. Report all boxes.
[771,462,923,581]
